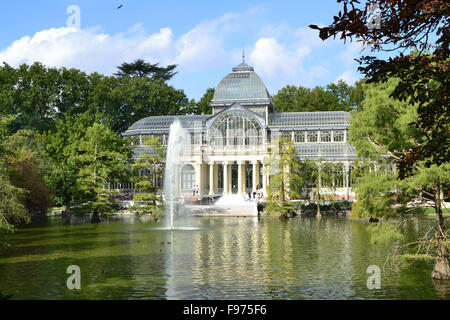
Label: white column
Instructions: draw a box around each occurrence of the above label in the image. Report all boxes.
[342,162,346,190]
[238,161,244,194]
[252,160,259,192]
[345,162,350,200]
[263,169,268,198]
[214,163,219,191]
[223,161,229,195]
[195,163,202,197]
[209,162,214,196]
[228,163,232,194]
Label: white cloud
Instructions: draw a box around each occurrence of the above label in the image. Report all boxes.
[0,12,247,75]
[339,41,362,66]
[335,70,359,85]
[0,25,175,75]
[174,13,242,71]
[250,37,311,78]
[248,24,364,90]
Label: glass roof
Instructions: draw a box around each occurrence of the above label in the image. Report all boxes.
[295,143,356,160]
[212,64,271,102]
[124,111,352,135]
[124,115,209,135]
[270,112,351,128]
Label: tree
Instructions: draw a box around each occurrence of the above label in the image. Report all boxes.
[0,163,28,248]
[350,79,366,110]
[90,75,189,133]
[0,116,28,248]
[131,137,166,219]
[272,82,358,112]
[326,80,354,110]
[115,59,178,81]
[0,63,93,133]
[293,159,340,217]
[41,113,93,206]
[188,88,215,115]
[0,62,190,135]
[5,130,53,215]
[73,123,133,222]
[311,0,449,280]
[349,78,449,279]
[263,137,301,218]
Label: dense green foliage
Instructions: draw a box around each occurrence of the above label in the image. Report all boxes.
[263,137,300,218]
[0,62,208,134]
[185,88,215,115]
[348,78,450,218]
[0,117,31,248]
[73,123,133,219]
[299,201,353,212]
[349,77,450,277]
[264,137,300,202]
[272,80,365,112]
[131,137,166,219]
[115,59,178,80]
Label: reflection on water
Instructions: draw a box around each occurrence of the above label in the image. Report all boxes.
[0,216,448,300]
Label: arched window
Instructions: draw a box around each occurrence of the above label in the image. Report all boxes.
[281,132,292,140]
[209,111,262,147]
[307,131,318,143]
[320,131,332,143]
[294,131,305,143]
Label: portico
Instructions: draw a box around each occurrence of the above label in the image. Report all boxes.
[205,160,263,196]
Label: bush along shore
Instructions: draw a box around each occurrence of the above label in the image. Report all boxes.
[258,201,353,218]
[49,201,164,222]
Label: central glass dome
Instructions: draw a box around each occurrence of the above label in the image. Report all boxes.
[212,60,271,102]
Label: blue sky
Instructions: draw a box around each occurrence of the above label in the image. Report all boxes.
[0,0,366,100]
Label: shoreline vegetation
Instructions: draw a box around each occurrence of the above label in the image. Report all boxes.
[258,201,450,219]
[47,201,449,220]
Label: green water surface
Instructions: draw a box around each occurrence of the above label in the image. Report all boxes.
[0,215,448,300]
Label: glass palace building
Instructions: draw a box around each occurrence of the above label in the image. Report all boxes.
[123,59,357,199]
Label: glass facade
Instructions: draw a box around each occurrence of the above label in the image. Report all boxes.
[209,111,262,147]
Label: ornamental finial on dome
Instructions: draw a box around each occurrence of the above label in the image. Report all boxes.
[233,51,254,72]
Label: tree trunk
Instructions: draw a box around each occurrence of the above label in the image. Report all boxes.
[93,142,98,187]
[431,179,449,280]
[280,159,285,202]
[317,191,321,218]
[316,168,322,218]
[91,210,101,224]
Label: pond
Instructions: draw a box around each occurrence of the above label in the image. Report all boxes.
[0,215,448,300]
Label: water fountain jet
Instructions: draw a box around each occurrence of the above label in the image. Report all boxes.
[163,120,192,230]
